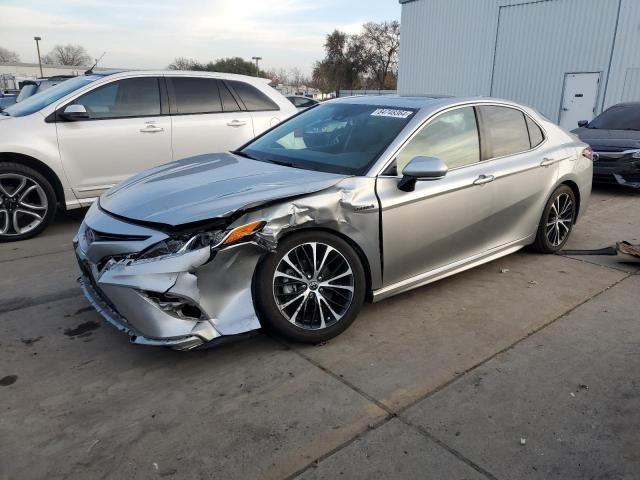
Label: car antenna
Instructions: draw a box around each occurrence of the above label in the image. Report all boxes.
[85,52,106,75]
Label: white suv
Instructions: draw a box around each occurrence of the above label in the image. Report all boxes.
[0,70,296,241]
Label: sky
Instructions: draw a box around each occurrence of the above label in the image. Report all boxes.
[1,0,400,75]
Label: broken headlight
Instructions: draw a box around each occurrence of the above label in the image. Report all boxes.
[136,221,265,261]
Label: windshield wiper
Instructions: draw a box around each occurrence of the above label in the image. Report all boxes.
[231,150,257,160]
[268,159,296,168]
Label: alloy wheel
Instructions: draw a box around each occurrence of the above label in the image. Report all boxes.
[0,173,49,237]
[545,192,573,247]
[272,242,354,330]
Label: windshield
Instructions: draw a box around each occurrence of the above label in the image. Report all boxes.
[588,105,640,131]
[242,103,417,175]
[3,76,99,117]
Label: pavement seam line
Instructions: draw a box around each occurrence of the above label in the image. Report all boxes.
[277,272,633,480]
[396,417,501,480]
[392,271,633,415]
[280,414,395,480]
[275,339,501,480]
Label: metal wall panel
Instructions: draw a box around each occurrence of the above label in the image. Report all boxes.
[491,0,618,120]
[603,0,640,107]
[398,0,501,96]
[399,0,639,120]
[621,68,640,102]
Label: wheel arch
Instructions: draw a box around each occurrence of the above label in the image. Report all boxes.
[559,179,581,220]
[0,152,66,210]
[263,225,374,302]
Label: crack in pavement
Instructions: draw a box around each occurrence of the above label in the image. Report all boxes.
[282,271,634,480]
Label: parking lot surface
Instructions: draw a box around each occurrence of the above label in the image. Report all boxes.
[1,187,638,480]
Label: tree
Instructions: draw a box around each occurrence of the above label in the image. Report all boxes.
[311,21,400,93]
[0,47,20,63]
[43,44,91,66]
[166,56,269,77]
[311,29,369,95]
[361,21,400,89]
[167,57,201,70]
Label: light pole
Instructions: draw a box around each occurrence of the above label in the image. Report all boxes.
[34,36,43,78]
[251,56,262,77]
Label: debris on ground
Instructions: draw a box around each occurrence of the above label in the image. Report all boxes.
[559,241,640,261]
[500,268,510,273]
[616,241,640,259]
[570,392,576,397]
[520,438,526,446]
[527,280,539,288]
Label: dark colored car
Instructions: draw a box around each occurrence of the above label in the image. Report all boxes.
[573,102,640,188]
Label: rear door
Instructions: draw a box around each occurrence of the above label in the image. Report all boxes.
[477,105,565,248]
[56,76,171,198]
[226,80,284,135]
[167,77,254,160]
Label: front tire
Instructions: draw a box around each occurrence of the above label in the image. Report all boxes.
[255,230,366,343]
[533,185,576,253]
[0,162,57,242]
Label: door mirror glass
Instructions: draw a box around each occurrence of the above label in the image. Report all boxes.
[398,156,448,191]
[61,104,90,120]
[577,120,589,128]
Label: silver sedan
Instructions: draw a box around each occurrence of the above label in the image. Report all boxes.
[74,96,593,349]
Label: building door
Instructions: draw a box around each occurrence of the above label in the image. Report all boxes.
[559,73,600,130]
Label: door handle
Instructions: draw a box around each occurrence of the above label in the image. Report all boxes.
[540,155,570,167]
[473,174,495,185]
[227,120,247,127]
[140,125,164,133]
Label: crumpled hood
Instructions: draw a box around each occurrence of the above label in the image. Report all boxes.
[100,153,347,226]
[573,127,640,150]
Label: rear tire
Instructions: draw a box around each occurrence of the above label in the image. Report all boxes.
[532,184,576,253]
[0,162,57,242]
[255,230,366,344]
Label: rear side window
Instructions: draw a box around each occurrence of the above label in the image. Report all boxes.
[171,77,222,114]
[479,106,530,158]
[218,81,241,112]
[525,115,544,147]
[75,77,161,119]
[227,80,279,111]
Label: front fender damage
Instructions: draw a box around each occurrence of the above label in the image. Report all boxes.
[96,177,380,347]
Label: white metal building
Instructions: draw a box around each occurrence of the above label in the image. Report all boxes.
[398,0,640,130]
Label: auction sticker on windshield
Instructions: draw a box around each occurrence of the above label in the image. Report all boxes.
[371,108,414,119]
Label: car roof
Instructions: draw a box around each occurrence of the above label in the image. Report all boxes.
[608,102,640,108]
[95,69,273,87]
[328,94,531,114]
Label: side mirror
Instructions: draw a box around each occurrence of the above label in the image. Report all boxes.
[577,120,589,128]
[61,104,89,121]
[398,156,448,192]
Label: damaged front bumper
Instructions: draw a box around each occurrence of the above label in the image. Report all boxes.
[593,153,640,188]
[74,205,264,350]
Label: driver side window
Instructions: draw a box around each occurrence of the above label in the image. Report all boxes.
[395,106,480,175]
[74,77,161,119]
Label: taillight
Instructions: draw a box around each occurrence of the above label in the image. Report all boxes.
[582,146,594,161]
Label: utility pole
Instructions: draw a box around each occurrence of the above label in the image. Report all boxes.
[251,56,262,77]
[34,36,43,78]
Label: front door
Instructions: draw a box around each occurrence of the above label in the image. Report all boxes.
[56,76,171,198]
[376,106,494,286]
[559,73,600,130]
